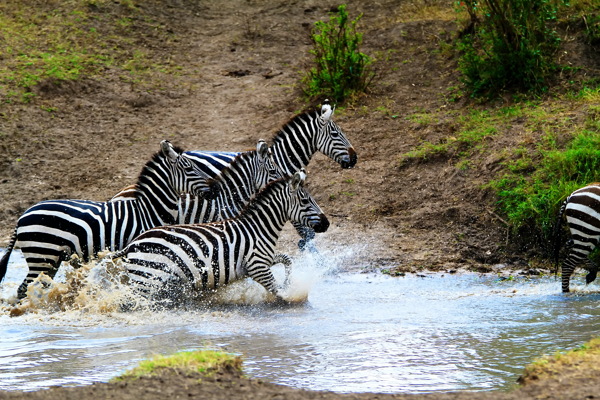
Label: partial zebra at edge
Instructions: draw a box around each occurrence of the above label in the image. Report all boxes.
[554,183,600,293]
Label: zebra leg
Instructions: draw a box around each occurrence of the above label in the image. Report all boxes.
[17,251,68,299]
[561,251,586,293]
[246,260,287,302]
[272,253,292,287]
[584,258,599,285]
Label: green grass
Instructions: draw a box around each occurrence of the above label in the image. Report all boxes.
[520,337,600,384]
[114,350,243,381]
[400,108,503,163]
[0,0,176,103]
[487,104,600,251]
[399,91,600,256]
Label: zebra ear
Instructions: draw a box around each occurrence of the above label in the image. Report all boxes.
[161,140,180,162]
[320,99,334,122]
[291,169,307,190]
[256,139,268,159]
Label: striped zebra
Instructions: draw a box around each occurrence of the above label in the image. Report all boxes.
[106,170,329,304]
[113,100,356,249]
[554,184,600,292]
[177,139,283,223]
[0,141,211,299]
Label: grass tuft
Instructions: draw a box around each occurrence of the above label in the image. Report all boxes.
[519,337,600,385]
[114,350,243,381]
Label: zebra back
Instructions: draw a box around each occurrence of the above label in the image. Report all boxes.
[177,139,283,224]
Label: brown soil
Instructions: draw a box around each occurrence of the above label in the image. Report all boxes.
[0,0,598,399]
[1,363,600,400]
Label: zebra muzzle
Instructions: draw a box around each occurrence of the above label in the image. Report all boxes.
[341,148,358,169]
[311,214,330,233]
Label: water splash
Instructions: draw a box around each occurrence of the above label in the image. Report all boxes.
[3,240,360,315]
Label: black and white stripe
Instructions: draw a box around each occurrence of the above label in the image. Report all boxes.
[0,141,210,299]
[177,139,283,224]
[554,184,600,292]
[108,170,329,303]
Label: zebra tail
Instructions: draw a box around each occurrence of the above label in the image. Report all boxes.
[552,198,569,276]
[0,229,17,283]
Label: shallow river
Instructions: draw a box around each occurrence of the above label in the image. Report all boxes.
[1,248,600,394]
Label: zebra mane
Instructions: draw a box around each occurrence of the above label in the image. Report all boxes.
[237,176,290,215]
[132,144,186,199]
[271,108,321,144]
[203,148,258,197]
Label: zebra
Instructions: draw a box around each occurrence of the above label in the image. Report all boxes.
[113,100,357,249]
[106,170,329,304]
[554,184,600,293]
[0,141,211,299]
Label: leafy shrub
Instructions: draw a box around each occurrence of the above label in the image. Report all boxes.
[456,0,565,97]
[584,12,600,45]
[489,124,600,252]
[303,4,374,103]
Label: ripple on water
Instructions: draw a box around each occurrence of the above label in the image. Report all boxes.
[2,247,600,393]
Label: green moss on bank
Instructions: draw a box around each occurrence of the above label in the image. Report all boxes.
[113,350,243,381]
[519,337,600,385]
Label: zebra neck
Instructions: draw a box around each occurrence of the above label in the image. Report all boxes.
[243,194,289,240]
[216,177,257,214]
[134,163,179,226]
[271,122,321,175]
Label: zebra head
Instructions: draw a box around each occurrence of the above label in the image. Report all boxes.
[317,100,357,169]
[203,139,283,200]
[160,140,211,197]
[288,169,329,233]
[254,139,283,190]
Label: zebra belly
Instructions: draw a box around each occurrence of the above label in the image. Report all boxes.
[566,202,600,246]
[15,200,147,268]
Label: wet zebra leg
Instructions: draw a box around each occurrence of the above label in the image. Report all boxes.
[273,253,292,287]
[585,258,599,285]
[561,251,585,293]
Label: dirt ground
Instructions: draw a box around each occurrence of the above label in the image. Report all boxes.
[1,0,598,398]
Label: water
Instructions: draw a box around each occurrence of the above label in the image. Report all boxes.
[1,248,600,393]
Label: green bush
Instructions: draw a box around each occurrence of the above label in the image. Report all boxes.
[456,0,565,97]
[489,126,600,252]
[584,13,600,45]
[303,4,374,103]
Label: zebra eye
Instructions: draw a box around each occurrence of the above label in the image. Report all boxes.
[330,129,340,138]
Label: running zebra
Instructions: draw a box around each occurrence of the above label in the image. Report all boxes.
[0,141,210,299]
[114,100,356,248]
[554,183,600,292]
[106,170,329,304]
